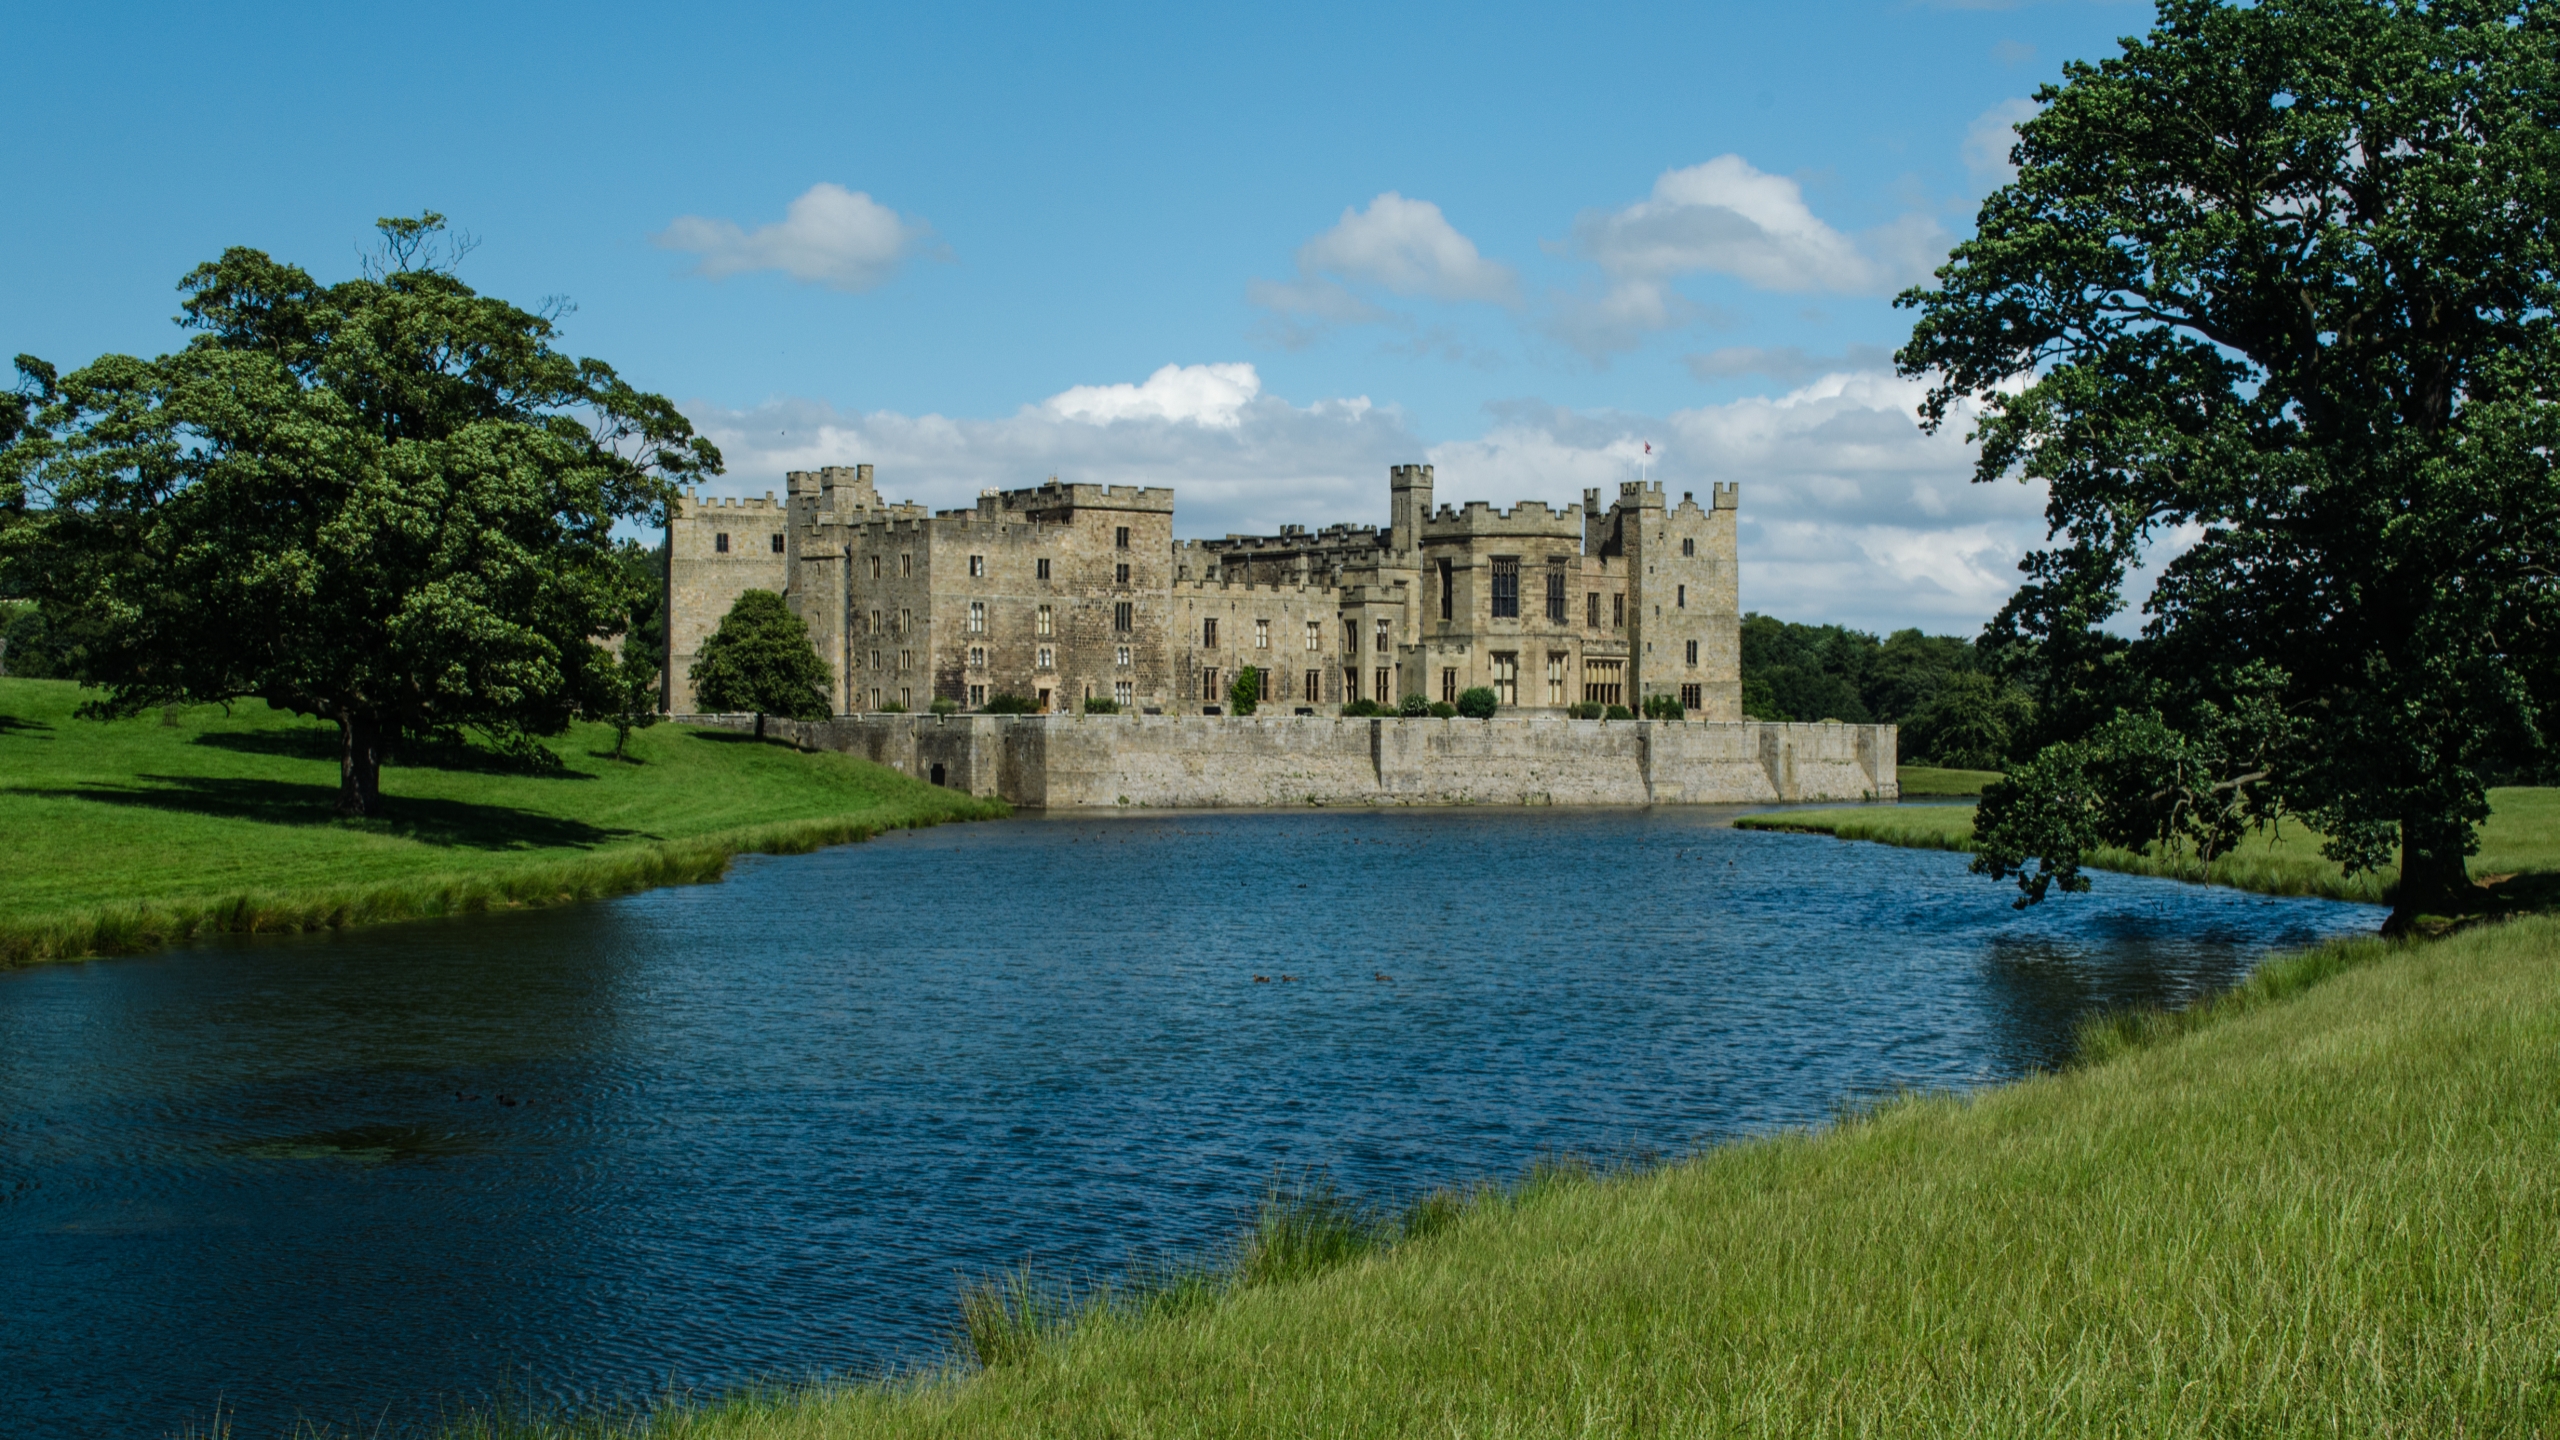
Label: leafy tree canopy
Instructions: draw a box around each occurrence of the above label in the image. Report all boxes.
[688,589,833,734]
[0,215,720,816]
[1899,0,2560,926]
[1228,666,1261,716]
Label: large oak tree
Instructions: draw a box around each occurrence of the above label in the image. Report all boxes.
[1899,0,2560,928]
[0,215,720,815]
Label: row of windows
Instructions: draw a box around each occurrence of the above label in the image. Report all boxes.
[856,553,1127,583]
[868,601,1135,637]
[1195,618,1330,651]
[710,532,788,555]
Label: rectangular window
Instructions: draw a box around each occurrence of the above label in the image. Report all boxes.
[715,532,730,554]
[1375,618,1390,653]
[1037,645,1055,670]
[1583,659,1624,707]
[1037,557,1051,580]
[1114,601,1133,633]
[1546,569,1566,624]
[1344,618,1359,655]
[899,650,913,673]
[1548,651,1568,706]
[1612,593,1625,629]
[1686,639,1699,665]
[1255,618,1270,650]
[1305,669,1319,703]
[1203,667,1221,701]
[1203,617,1219,647]
[969,683,986,707]
[867,609,881,635]
[869,555,882,579]
[1036,603,1053,637]
[1682,536,1696,557]
[1490,557,1520,618]
[968,600,986,633]
[1490,651,1518,706]
[1438,559,1453,621]
[1375,667,1390,703]
[1441,667,1456,703]
[968,646,986,669]
[969,554,985,577]
[901,552,912,575]
[1114,679,1134,707]
[1115,525,1130,550]
[771,533,785,554]
[1306,620,1321,652]
[1681,682,1703,711]
[898,607,912,635]
[1115,644,1131,667]
[900,686,912,707]
[1587,592,1600,628]
[1677,584,1686,608]
[1116,561,1131,585]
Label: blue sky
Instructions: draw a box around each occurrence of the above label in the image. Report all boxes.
[3,0,2153,634]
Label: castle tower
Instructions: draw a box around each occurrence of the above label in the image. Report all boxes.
[1389,463,1434,555]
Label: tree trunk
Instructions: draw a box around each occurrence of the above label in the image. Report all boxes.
[2388,811,2472,933]
[337,711,387,819]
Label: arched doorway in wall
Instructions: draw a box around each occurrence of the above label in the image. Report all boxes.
[929,762,947,787]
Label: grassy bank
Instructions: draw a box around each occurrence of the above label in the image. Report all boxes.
[413,907,2560,1438]
[0,677,1002,965]
[1738,787,2560,909]
[1894,764,2002,797]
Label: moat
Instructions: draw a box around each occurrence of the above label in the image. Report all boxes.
[0,809,2382,1438]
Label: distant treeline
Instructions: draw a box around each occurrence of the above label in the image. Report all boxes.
[1740,614,2029,771]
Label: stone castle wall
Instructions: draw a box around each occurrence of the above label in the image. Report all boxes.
[681,712,1895,809]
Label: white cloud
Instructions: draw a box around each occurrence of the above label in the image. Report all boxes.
[655,183,939,292]
[1045,362,1265,429]
[677,366,2047,635]
[1294,193,1518,304]
[1250,193,1516,346]
[1964,99,2040,188]
[1550,157,1946,358]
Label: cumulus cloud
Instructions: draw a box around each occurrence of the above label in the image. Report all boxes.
[676,364,2052,635]
[1963,99,2040,188]
[1549,157,1945,358]
[1250,193,1516,347]
[655,183,940,292]
[1045,362,1265,429]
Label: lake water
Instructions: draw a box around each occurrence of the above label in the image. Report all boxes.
[0,807,2383,1438]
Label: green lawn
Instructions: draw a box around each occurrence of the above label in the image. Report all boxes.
[431,907,2560,1439]
[0,677,999,964]
[1895,764,2002,796]
[1738,788,2560,910]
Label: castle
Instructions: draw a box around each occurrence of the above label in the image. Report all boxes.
[664,463,1741,722]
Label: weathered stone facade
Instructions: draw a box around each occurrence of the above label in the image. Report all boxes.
[687,712,1896,809]
[666,463,1740,720]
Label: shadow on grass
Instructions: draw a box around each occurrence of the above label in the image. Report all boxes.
[27,775,646,850]
[194,727,592,779]
[0,714,51,735]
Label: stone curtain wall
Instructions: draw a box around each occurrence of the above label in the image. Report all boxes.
[683,713,1896,808]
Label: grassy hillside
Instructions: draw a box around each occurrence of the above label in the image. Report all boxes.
[1740,789,2560,910]
[427,910,2560,1438]
[0,677,1000,964]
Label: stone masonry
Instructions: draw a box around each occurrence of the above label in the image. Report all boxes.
[667,463,1741,721]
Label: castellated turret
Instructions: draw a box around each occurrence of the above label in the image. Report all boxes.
[663,460,1741,720]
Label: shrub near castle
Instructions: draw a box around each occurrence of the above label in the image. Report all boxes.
[689,590,834,739]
